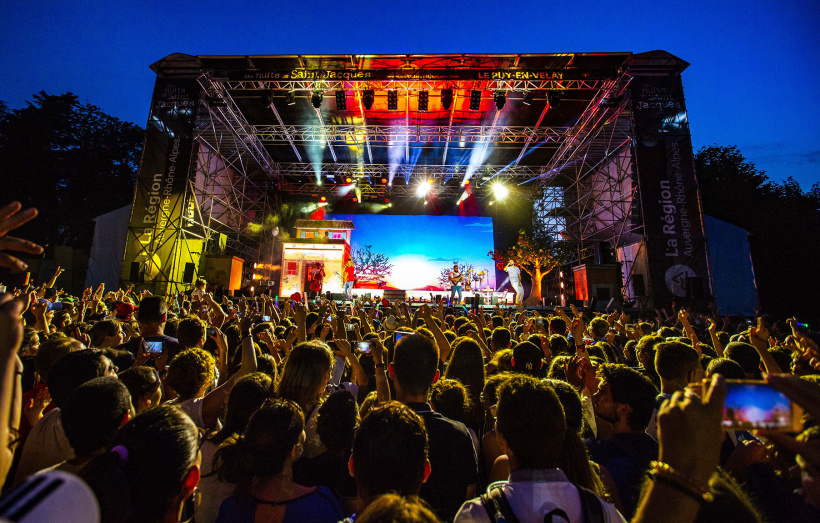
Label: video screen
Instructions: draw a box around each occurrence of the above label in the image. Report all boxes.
[327,214,496,291]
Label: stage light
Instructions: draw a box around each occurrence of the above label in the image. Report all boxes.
[380,178,388,184]
[559,271,564,278]
[469,90,482,111]
[418,90,428,111]
[441,88,453,110]
[493,90,506,111]
[427,179,434,185]
[464,179,470,186]
[286,90,297,105]
[387,90,398,111]
[388,203,393,208]
[345,176,353,183]
[547,90,563,109]
[423,200,428,205]
[489,201,495,206]
[335,90,346,110]
[522,90,533,105]
[320,196,327,202]
[416,183,430,197]
[311,90,323,109]
[384,197,390,203]
[353,197,358,203]
[249,286,254,292]
[362,89,375,110]
[253,262,258,269]
[493,183,509,200]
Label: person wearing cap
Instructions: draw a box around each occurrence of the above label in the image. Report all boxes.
[343,259,356,300]
[512,341,545,377]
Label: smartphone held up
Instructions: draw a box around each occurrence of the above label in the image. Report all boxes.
[706,379,803,432]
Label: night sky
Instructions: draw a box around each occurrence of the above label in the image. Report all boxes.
[1,1,817,188]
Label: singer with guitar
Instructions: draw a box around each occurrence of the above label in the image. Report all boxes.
[449,263,464,304]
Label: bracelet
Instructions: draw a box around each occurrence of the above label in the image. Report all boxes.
[648,461,713,503]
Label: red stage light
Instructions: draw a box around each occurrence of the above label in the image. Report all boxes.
[384,197,390,203]
[353,197,358,202]
[381,178,388,184]
[464,180,470,186]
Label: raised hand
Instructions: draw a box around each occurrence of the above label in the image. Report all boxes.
[0,202,43,271]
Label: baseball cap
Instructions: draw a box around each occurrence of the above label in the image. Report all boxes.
[512,341,544,376]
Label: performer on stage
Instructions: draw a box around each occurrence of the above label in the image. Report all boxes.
[505,260,524,304]
[343,259,355,300]
[309,262,326,299]
[449,263,463,304]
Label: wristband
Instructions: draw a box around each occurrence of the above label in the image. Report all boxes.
[241,331,252,339]
[648,461,713,503]
[375,362,386,368]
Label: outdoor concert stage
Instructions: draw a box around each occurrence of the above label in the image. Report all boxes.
[110,51,742,311]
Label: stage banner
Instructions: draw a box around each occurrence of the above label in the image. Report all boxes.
[630,74,712,307]
[121,77,201,294]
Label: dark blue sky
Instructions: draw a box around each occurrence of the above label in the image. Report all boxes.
[1,1,817,188]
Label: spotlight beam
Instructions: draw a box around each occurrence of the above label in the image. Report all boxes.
[260,81,302,162]
[514,96,551,166]
[313,106,337,163]
[441,89,460,166]
[356,91,374,164]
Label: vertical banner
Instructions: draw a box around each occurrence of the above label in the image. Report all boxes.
[630,74,712,307]
[122,77,201,294]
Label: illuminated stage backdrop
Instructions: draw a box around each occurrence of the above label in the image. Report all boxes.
[327,214,496,291]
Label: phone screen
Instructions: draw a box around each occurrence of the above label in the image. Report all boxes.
[207,328,216,337]
[357,341,371,353]
[721,380,802,431]
[144,340,163,354]
[345,323,355,331]
[329,355,345,387]
[393,330,414,343]
[262,315,271,322]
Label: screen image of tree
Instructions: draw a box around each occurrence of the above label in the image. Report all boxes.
[326,214,496,291]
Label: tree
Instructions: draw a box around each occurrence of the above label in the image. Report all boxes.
[695,144,820,320]
[489,232,574,305]
[0,92,144,248]
[351,244,393,280]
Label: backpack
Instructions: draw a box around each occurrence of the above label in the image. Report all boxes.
[480,482,605,523]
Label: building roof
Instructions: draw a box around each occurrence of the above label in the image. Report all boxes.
[294,219,355,230]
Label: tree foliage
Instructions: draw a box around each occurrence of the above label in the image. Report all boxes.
[695,144,820,319]
[489,231,574,304]
[0,92,144,248]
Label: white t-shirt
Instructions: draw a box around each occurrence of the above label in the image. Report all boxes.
[15,408,74,485]
[506,265,521,282]
[195,439,236,523]
[455,469,626,523]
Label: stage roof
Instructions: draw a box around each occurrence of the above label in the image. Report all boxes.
[149,52,687,195]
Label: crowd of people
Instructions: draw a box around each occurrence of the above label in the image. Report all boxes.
[0,200,819,523]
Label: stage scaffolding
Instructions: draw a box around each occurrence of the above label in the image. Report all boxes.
[125,52,709,307]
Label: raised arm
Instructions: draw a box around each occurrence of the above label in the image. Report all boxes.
[749,318,782,374]
[421,305,451,363]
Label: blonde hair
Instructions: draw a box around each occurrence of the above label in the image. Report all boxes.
[276,341,334,411]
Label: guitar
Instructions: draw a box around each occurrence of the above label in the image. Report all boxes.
[449,270,463,286]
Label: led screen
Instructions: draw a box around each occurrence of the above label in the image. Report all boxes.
[327,214,496,291]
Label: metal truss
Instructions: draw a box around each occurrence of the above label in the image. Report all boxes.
[267,162,548,181]
[532,73,640,266]
[186,104,278,263]
[248,124,570,144]
[215,79,610,93]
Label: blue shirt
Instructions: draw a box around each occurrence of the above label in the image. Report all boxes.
[216,485,343,523]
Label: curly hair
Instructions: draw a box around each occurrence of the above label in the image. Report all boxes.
[165,348,215,399]
[430,379,472,424]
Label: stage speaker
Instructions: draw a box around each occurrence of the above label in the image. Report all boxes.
[632,274,646,296]
[182,263,196,284]
[129,261,144,283]
[383,290,406,302]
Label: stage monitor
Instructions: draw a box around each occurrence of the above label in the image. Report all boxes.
[326,214,496,292]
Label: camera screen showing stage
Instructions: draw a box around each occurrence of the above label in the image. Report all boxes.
[327,214,496,291]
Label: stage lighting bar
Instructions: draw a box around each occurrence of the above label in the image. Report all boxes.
[387,90,398,111]
[547,90,563,109]
[311,89,323,109]
[335,90,346,110]
[522,90,533,105]
[493,90,506,111]
[469,90,482,111]
[285,90,297,105]
[441,88,453,110]
[362,89,375,110]
[418,90,428,111]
